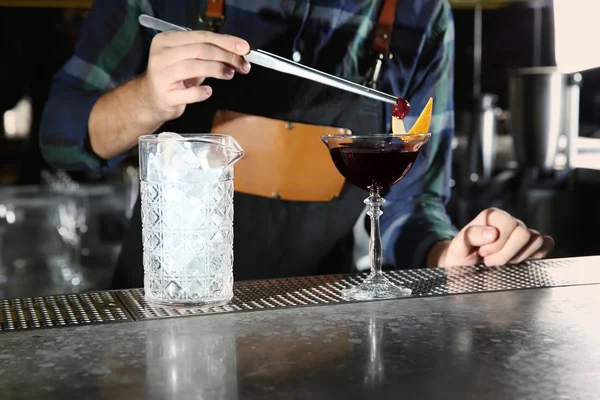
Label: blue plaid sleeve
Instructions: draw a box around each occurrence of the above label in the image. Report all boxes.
[39,0,155,172]
[381,0,458,270]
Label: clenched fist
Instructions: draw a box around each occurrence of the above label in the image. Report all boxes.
[432,208,554,268]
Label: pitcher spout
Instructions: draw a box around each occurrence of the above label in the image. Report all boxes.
[221,136,244,167]
[191,134,244,170]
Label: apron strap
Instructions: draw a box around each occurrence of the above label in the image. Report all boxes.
[365,0,400,88]
[201,0,399,87]
[199,0,225,30]
[200,0,399,49]
[372,0,399,55]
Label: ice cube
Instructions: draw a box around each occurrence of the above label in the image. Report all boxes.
[183,189,208,230]
[183,165,223,187]
[151,132,198,181]
[158,132,183,140]
[148,132,232,183]
[146,152,161,182]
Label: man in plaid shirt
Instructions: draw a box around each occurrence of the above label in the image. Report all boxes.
[39,0,553,289]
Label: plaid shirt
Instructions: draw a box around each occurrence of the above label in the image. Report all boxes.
[40,0,458,269]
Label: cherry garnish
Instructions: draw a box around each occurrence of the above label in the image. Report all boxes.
[392,98,410,119]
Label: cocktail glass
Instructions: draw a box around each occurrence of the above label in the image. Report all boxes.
[320,133,431,301]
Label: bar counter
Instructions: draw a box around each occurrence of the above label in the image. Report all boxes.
[1,256,600,399]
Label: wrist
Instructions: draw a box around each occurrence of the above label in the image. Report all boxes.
[129,74,164,132]
[426,240,450,268]
[88,75,164,160]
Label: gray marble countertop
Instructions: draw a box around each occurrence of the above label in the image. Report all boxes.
[1,284,600,399]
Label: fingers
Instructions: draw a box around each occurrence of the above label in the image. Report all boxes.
[183,77,203,88]
[527,236,555,260]
[447,207,555,268]
[463,226,498,249]
[154,30,250,55]
[482,226,540,266]
[477,208,519,256]
[484,233,553,267]
[144,31,252,119]
[479,223,554,267]
[158,43,251,73]
[446,225,498,262]
[507,229,544,264]
[166,59,238,83]
[166,85,213,107]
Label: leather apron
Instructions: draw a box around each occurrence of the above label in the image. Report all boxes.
[111,0,398,289]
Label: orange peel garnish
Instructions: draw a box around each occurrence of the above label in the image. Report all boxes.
[407,97,433,134]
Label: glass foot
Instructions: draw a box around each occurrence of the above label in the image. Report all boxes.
[341,272,411,301]
[145,294,232,308]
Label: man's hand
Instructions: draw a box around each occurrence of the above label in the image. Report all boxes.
[89,31,251,160]
[140,30,251,125]
[428,208,554,268]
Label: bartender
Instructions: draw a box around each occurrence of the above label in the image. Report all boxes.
[39,0,553,289]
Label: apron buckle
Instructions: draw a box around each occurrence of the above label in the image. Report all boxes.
[364,53,385,89]
[198,14,225,30]
[199,0,226,31]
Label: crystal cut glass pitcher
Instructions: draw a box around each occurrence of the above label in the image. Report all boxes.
[139,133,244,307]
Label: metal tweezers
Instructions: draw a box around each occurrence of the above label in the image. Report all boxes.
[138,14,398,105]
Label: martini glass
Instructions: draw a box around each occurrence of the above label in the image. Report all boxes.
[321,133,431,301]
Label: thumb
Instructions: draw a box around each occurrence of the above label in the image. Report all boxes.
[450,225,498,258]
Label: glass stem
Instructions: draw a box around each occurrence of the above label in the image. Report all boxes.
[366,188,385,275]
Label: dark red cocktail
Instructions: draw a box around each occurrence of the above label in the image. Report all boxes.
[329,147,418,191]
[321,133,431,301]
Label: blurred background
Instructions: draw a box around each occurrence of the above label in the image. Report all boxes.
[0,0,599,299]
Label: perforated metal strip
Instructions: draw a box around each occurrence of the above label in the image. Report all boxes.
[0,291,131,332]
[119,256,600,321]
[2,256,599,331]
